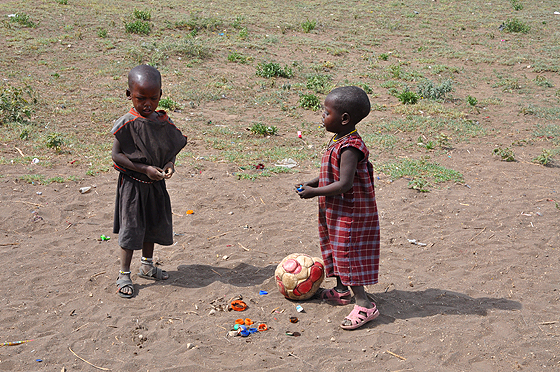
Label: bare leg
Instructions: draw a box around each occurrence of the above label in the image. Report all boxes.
[335,276,350,292]
[140,242,168,279]
[341,285,374,327]
[118,247,134,296]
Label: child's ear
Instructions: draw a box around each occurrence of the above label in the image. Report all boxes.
[341,112,350,125]
[159,89,163,99]
[126,89,132,100]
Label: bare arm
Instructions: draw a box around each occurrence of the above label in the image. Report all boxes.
[111,138,165,181]
[297,147,362,199]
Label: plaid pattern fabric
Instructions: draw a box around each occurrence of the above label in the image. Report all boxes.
[318,134,380,286]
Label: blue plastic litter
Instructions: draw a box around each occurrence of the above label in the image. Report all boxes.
[259,290,268,295]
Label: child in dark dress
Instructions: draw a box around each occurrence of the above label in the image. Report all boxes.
[297,86,380,329]
[112,65,187,298]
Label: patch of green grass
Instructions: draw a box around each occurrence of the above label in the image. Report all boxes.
[397,89,418,104]
[9,13,36,28]
[503,18,530,33]
[158,97,181,111]
[493,76,521,92]
[306,74,332,94]
[377,116,485,141]
[97,28,108,38]
[378,53,389,61]
[0,84,36,124]
[375,157,463,192]
[466,95,478,106]
[228,51,249,64]
[532,148,557,166]
[302,19,316,33]
[534,75,554,88]
[533,124,560,145]
[256,62,293,78]
[133,9,151,21]
[298,93,321,111]
[492,146,515,162]
[510,0,523,11]
[45,132,64,153]
[124,20,151,35]
[20,174,76,184]
[361,133,399,151]
[57,0,68,4]
[522,106,560,121]
[174,15,223,32]
[250,123,277,136]
[417,79,453,100]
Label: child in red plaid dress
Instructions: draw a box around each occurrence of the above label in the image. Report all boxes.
[297,86,380,330]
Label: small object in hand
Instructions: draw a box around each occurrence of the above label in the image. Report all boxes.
[296,185,304,192]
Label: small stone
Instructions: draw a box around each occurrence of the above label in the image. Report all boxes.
[330,337,336,342]
[186,343,195,349]
[209,309,216,315]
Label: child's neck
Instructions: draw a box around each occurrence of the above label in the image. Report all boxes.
[332,128,357,142]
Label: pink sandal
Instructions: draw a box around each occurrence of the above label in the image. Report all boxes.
[341,303,379,330]
[319,288,352,305]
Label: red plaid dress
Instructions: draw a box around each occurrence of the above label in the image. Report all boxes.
[318,133,380,286]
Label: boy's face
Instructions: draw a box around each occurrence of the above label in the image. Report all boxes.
[322,96,344,134]
[127,80,162,118]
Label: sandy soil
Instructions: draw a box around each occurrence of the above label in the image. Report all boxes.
[1,136,559,371]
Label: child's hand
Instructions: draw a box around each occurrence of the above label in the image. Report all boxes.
[146,166,165,180]
[163,163,175,179]
[296,184,316,199]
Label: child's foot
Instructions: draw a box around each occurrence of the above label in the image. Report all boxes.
[138,264,169,280]
[319,287,352,305]
[116,271,134,298]
[341,302,379,330]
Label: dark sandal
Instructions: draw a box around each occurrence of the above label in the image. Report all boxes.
[116,277,134,298]
[138,266,168,280]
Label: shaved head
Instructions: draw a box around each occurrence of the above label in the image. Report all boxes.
[128,65,161,90]
[326,86,371,124]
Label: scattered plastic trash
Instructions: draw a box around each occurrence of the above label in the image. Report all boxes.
[255,163,265,170]
[407,239,427,247]
[297,131,302,138]
[32,158,39,164]
[231,300,247,311]
[259,290,268,295]
[36,192,42,195]
[258,324,268,331]
[274,158,298,168]
[186,210,194,215]
[286,331,301,337]
[0,339,33,347]
[289,317,299,323]
[99,235,110,241]
[554,11,560,15]
[79,186,91,194]
[296,305,304,313]
[35,359,42,362]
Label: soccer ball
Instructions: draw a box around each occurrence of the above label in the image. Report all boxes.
[275,253,325,300]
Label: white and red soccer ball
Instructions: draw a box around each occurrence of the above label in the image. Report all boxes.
[275,253,325,300]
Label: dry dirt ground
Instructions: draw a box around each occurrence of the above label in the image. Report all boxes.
[1,1,560,371]
[1,133,559,371]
